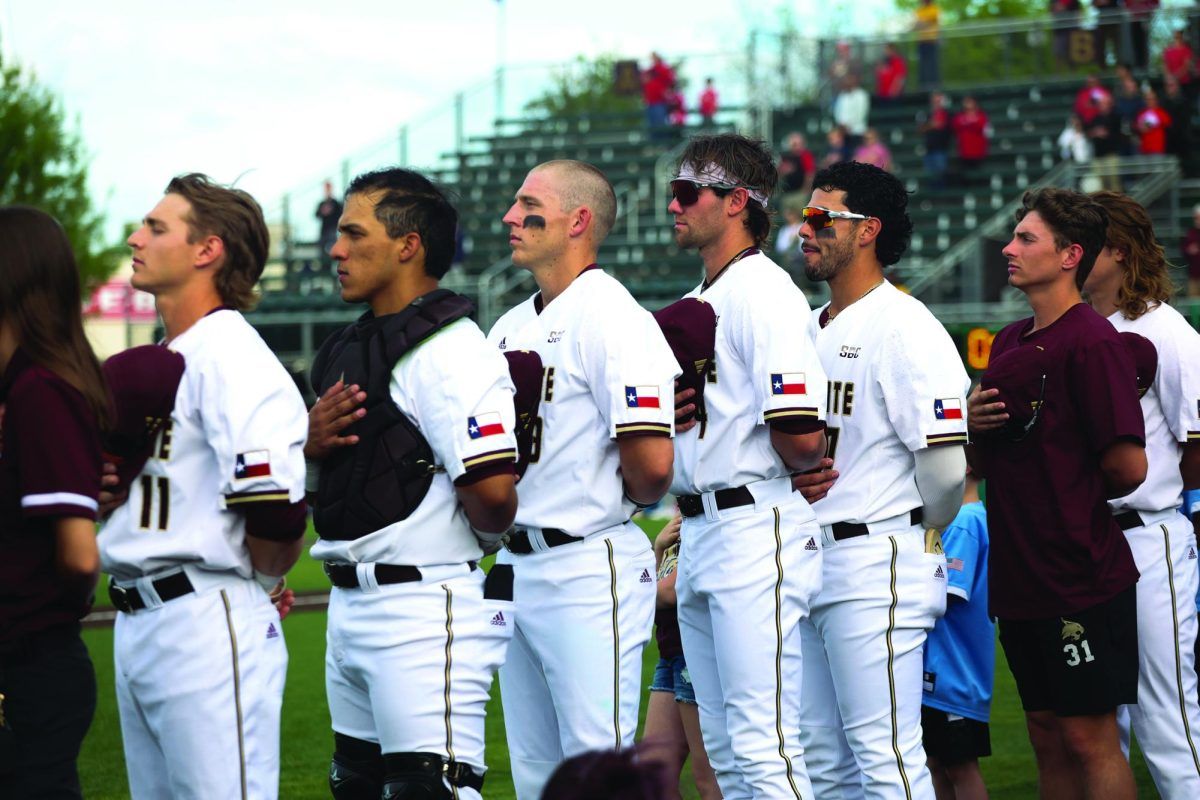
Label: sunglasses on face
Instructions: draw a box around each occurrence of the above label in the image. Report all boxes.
[800,206,870,230]
[670,179,740,206]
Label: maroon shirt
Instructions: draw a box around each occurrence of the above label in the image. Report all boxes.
[0,348,101,643]
[977,304,1143,620]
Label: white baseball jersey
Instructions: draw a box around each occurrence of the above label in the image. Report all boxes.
[1108,302,1200,514]
[100,309,307,580]
[488,268,678,533]
[310,318,518,567]
[812,282,969,525]
[671,251,828,495]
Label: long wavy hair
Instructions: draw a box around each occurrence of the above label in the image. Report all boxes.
[0,206,110,427]
[1091,191,1174,320]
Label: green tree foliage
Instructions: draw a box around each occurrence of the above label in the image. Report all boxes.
[524,54,686,124]
[894,0,1044,23]
[0,54,121,291]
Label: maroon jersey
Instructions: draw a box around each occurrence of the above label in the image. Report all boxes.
[978,304,1143,619]
[0,348,102,643]
[655,605,683,660]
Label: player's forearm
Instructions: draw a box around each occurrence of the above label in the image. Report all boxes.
[1100,440,1148,498]
[456,472,518,534]
[914,446,967,530]
[617,436,674,506]
[54,517,101,602]
[246,535,305,578]
[769,428,826,473]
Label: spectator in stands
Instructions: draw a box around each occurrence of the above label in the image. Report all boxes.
[914,0,941,89]
[314,180,342,290]
[1051,0,1084,72]
[1163,29,1198,105]
[774,201,805,270]
[1113,69,1145,155]
[953,95,991,180]
[641,52,676,136]
[1162,74,1195,174]
[827,40,862,104]
[778,132,815,202]
[874,43,908,104]
[1091,0,1122,68]
[1184,204,1200,297]
[853,128,894,172]
[1125,0,1159,70]
[1075,74,1113,126]
[1058,114,1093,167]
[920,90,952,189]
[1134,88,1171,156]
[833,73,870,157]
[821,126,848,170]
[1086,92,1126,190]
[698,78,718,126]
[667,87,687,128]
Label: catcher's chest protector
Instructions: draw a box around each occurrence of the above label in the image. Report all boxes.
[310,290,474,541]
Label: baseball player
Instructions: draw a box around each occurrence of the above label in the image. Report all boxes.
[792,160,968,800]
[969,188,1146,800]
[1083,191,1200,798]
[305,168,520,800]
[667,133,829,799]
[99,174,309,800]
[488,159,678,800]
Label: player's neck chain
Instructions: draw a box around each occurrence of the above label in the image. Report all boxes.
[825,279,886,325]
[702,246,759,292]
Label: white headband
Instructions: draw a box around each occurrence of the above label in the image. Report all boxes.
[675,161,770,209]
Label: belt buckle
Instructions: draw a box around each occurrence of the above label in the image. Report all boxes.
[109,581,133,613]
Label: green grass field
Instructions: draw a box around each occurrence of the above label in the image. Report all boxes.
[79,522,1159,798]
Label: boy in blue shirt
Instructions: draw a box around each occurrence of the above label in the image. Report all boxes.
[923,467,993,800]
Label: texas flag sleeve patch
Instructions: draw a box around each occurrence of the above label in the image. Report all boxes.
[934,398,963,420]
[234,450,272,480]
[468,412,506,439]
[771,372,806,395]
[625,386,661,408]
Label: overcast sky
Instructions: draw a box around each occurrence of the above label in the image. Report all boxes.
[2,0,900,241]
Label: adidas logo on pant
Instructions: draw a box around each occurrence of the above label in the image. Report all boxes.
[804,537,818,551]
[934,564,945,579]
[639,569,653,584]
[491,612,506,627]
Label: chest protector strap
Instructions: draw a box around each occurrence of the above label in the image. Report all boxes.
[310,289,474,541]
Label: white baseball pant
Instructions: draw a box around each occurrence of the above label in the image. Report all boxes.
[798,522,946,800]
[1116,510,1200,799]
[325,564,512,800]
[676,487,823,800]
[496,523,655,800]
[114,570,287,800]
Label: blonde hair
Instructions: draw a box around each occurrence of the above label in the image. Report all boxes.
[1091,191,1174,320]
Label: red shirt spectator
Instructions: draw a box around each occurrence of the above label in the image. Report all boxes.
[698,79,718,121]
[641,54,675,105]
[953,97,990,161]
[1163,31,1197,87]
[875,44,908,99]
[1074,76,1113,124]
[1135,96,1171,154]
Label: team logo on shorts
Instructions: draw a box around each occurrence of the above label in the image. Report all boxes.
[639,568,653,584]
[468,413,505,439]
[234,450,271,480]
[933,564,945,579]
[771,373,806,395]
[625,386,661,408]
[1060,618,1085,641]
[266,623,279,640]
[1188,546,1197,561]
[491,612,507,627]
[934,398,963,420]
[804,537,819,552]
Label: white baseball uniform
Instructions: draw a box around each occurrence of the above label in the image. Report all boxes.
[799,281,968,800]
[99,309,308,800]
[672,250,828,800]
[311,317,519,800]
[488,267,678,800]
[1108,301,1200,798]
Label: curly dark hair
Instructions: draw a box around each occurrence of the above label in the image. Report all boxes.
[678,134,777,246]
[810,161,913,266]
[347,167,459,279]
[1015,187,1108,289]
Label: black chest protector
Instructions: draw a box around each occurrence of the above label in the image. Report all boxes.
[309,289,474,541]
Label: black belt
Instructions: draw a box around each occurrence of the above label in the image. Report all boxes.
[388,753,484,793]
[505,528,583,554]
[830,509,924,542]
[108,572,195,614]
[677,486,755,518]
[1114,510,1145,531]
[323,562,477,589]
